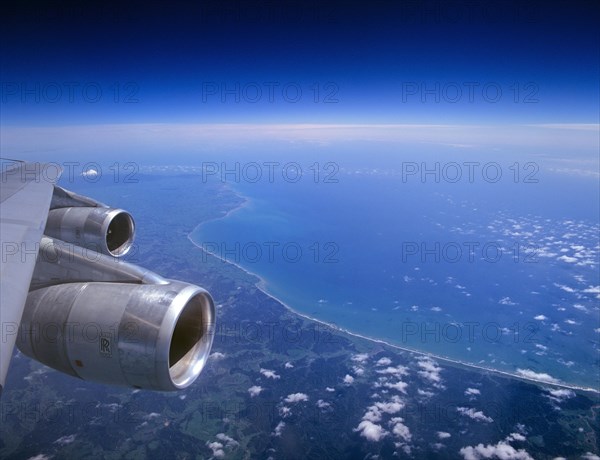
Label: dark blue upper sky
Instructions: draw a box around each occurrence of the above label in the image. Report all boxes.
[1,0,598,125]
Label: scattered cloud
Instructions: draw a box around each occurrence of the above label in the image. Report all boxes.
[376,357,392,366]
[248,385,263,397]
[376,365,409,377]
[465,388,481,397]
[389,417,412,442]
[272,421,285,437]
[457,407,493,423]
[459,441,533,460]
[384,380,408,394]
[260,368,281,379]
[354,420,388,442]
[351,353,369,363]
[284,393,309,404]
[544,388,575,404]
[316,399,331,409]
[516,369,560,384]
[216,433,239,448]
[206,441,225,459]
[54,435,76,446]
[417,357,443,386]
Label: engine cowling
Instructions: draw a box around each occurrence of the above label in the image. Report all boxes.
[45,207,135,257]
[17,280,215,391]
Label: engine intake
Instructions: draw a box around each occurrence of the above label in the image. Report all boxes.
[45,207,135,257]
[17,280,215,391]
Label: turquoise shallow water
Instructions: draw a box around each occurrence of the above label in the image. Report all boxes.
[190,163,599,390]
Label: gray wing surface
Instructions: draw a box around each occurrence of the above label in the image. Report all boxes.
[0,160,61,394]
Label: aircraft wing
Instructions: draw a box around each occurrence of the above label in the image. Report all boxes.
[0,160,60,395]
[0,158,215,396]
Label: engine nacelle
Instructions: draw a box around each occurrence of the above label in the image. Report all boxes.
[17,280,215,391]
[45,207,135,257]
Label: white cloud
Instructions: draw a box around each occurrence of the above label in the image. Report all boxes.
[316,399,331,409]
[54,435,76,445]
[81,168,99,178]
[343,374,355,385]
[352,365,366,376]
[506,433,526,442]
[325,387,335,392]
[362,405,383,423]
[431,306,442,312]
[417,357,443,385]
[583,285,600,294]
[216,433,239,448]
[376,365,409,377]
[534,315,548,321]
[554,283,576,293]
[351,353,369,363]
[7,124,598,159]
[376,357,392,366]
[437,431,451,439]
[354,420,388,442]
[284,393,309,404]
[260,368,280,379]
[384,380,408,394]
[248,385,263,397]
[389,417,412,442]
[459,441,533,460]
[272,421,285,437]
[206,441,225,459]
[545,387,575,404]
[582,453,600,460]
[516,369,560,384]
[465,388,481,396]
[418,388,435,397]
[284,362,294,369]
[557,255,578,263]
[210,352,226,360]
[457,407,493,423]
[374,397,405,414]
[499,297,517,306]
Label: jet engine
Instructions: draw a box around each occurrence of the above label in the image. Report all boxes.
[18,280,214,390]
[44,185,135,257]
[16,185,216,391]
[45,206,135,257]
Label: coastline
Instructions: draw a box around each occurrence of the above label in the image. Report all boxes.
[188,187,600,396]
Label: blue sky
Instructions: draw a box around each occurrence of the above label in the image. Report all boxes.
[1,1,599,126]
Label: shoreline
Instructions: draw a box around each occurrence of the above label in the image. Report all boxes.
[188,188,600,396]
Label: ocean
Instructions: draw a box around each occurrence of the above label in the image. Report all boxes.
[189,148,600,391]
